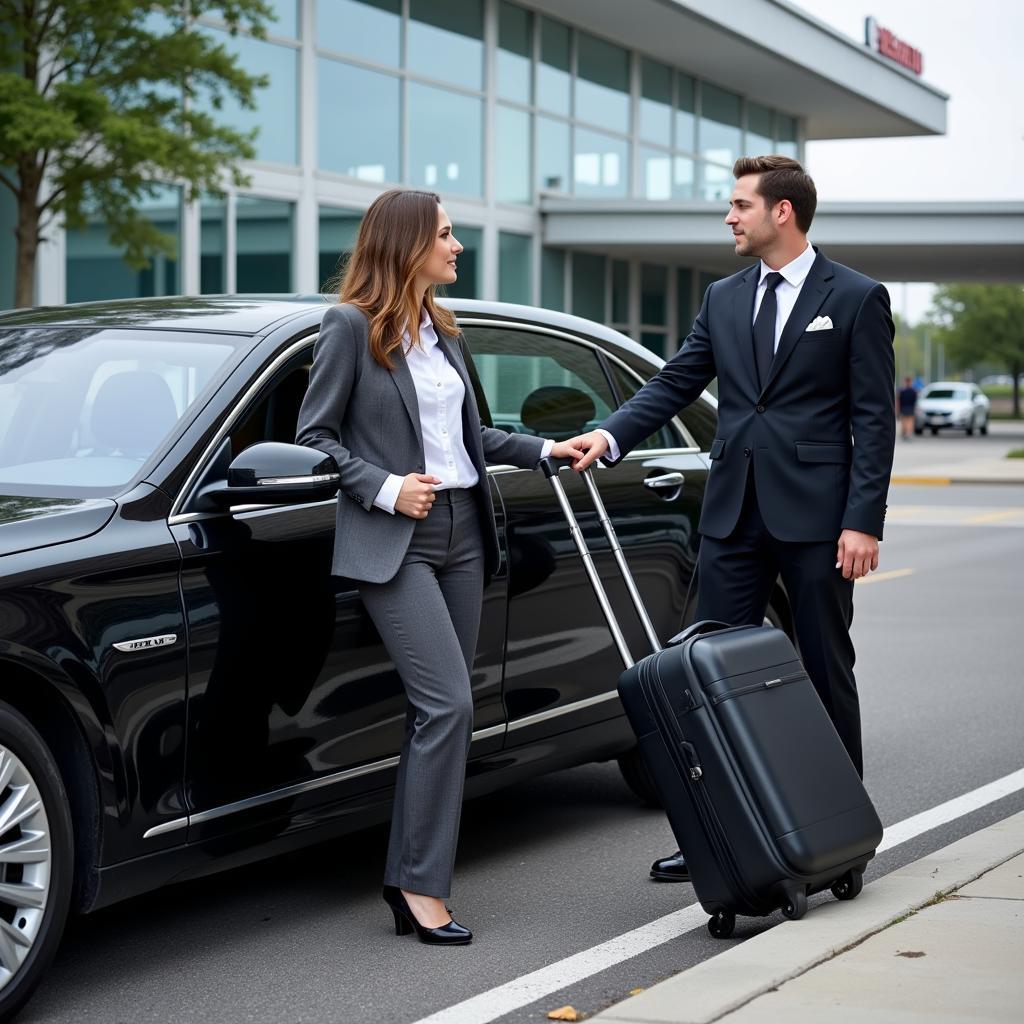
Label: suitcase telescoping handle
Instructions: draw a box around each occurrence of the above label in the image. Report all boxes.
[539,456,661,670]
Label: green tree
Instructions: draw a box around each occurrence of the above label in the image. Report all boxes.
[1,0,275,309]
[929,285,1024,417]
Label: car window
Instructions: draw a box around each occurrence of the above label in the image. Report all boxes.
[229,348,313,457]
[609,363,707,451]
[923,388,959,400]
[462,327,614,438]
[0,327,243,496]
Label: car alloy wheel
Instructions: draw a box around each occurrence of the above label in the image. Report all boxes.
[0,705,74,1022]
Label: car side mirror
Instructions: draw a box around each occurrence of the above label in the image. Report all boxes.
[520,385,597,440]
[195,441,340,511]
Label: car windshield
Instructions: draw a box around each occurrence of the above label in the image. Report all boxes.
[0,327,246,497]
[924,388,968,401]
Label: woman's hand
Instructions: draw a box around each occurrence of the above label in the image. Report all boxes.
[549,439,586,465]
[396,474,441,519]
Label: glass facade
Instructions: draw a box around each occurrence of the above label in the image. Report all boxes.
[45,0,807,351]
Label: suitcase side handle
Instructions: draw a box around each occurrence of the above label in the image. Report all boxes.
[537,457,661,668]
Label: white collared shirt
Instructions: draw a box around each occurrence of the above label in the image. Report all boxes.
[373,311,553,514]
[752,242,817,352]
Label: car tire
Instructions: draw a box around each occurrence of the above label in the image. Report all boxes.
[980,418,989,436]
[0,703,74,1023]
[966,417,975,436]
[913,426,923,436]
[617,604,787,807]
[930,427,939,436]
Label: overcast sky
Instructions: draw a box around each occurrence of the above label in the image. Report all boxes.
[790,0,1024,322]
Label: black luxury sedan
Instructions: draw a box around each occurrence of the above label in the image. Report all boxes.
[0,295,791,1016]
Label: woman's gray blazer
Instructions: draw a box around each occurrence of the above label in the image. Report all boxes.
[295,303,545,584]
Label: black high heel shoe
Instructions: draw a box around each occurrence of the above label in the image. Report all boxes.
[382,885,472,945]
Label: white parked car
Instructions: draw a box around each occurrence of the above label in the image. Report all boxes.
[914,382,990,436]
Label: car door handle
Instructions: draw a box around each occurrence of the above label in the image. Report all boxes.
[643,472,685,490]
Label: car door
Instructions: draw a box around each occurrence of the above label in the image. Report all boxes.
[460,320,708,747]
[170,333,508,842]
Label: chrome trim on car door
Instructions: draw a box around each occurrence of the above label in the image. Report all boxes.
[505,689,622,733]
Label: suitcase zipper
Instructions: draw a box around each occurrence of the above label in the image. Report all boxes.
[710,670,806,705]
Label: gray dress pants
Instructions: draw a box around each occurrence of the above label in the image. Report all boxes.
[358,487,483,898]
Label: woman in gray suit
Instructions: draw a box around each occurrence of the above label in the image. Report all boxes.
[296,189,581,945]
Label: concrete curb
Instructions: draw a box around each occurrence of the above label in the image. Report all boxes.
[891,475,1024,486]
[591,810,1024,1024]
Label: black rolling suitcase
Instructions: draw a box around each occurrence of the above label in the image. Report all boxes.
[540,458,882,938]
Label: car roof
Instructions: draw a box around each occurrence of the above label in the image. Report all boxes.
[0,295,662,366]
[923,382,971,390]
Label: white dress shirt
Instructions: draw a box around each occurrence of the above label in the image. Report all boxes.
[598,243,817,463]
[752,241,816,351]
[374,311,553,514]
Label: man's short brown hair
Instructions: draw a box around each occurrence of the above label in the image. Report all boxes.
[733,155,817,233]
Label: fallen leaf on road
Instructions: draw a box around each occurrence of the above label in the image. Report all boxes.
[547,1007,580,1021]
[896,950,926,958]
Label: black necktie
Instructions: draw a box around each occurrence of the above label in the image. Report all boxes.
[753,271,783,388]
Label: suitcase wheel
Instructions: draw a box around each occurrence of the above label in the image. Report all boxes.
[781,888,808,921]
[707,909,736,939]
[831,868,865,902]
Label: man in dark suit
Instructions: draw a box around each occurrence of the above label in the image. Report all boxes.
[569,155,896,881]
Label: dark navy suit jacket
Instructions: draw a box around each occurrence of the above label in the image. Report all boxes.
[601,249,896,542]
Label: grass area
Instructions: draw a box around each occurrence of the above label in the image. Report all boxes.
[982,385,1022,399]
[991,412,1024,421]
[1007,449,1024,459]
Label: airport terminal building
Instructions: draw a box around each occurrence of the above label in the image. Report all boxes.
[4,0,1022,354]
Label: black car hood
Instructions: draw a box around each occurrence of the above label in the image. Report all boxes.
[0,494,117,558]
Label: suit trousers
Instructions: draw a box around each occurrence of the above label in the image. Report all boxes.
[694,470,862,777]
[358,487,483,898]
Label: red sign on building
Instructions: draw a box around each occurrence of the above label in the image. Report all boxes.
[865,16,923,76]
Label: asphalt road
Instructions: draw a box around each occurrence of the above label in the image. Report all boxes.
[23,481,1024,1024]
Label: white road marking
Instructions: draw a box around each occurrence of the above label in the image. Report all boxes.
[411,766,1024,1024]
[856,568,916,585]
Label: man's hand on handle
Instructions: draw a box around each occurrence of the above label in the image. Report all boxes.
[836,529,878,580]
[549,439,587,463]
[396,474,441,519]
[564,431,609,471]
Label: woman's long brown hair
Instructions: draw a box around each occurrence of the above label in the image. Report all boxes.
[331,189,459,370]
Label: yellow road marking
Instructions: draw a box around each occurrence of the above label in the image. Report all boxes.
[890,476,951,486]
[965,509,1022,525]
[855,568,916,585]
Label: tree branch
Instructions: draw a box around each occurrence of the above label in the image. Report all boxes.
[0,169,19,198]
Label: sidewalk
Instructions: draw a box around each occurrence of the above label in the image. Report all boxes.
[592,810,1024,1024]
[890,421,1024,485]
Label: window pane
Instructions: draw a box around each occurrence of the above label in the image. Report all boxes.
[575,31,629,132]
[641,147,671,200]
[574,127,628,198]
[541,248,565,311]
[611,259,629,323]
[318,206,362,291]
[777,114,798,158]
[571,252,605,322]
[318,59,400,183]
[499,232,532,305]
[537,16,570,115]
[465,328,615,438]
[66,186,181,302]
[200,193,226,294]
[640,58,671,145]
[236,197,293,292]
[199,29,298,165]
[445,225,482,298]
[0,187,14,309]
[673,155,695,199]
[409,83,483,196]
[267,0,299,37]
[408,0,484,91]
[676,267,694,346]
[747,102,774,156]
[537,115,570,193]
[701,161,731,202]
[609,364,677,450]
[497,1,532,103]
[676,74,696,152]
[641,331,666,358]
[700,82,742,167]
[496,105,531,204]
[641,264,667,325]
[315,0,400,66]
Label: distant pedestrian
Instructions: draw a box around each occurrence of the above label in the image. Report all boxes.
[898,376,917,440]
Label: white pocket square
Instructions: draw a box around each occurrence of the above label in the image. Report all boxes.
[805,316,834,332]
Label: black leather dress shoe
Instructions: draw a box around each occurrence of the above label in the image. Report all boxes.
[382,885,472,945]
[650,850,691,882]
